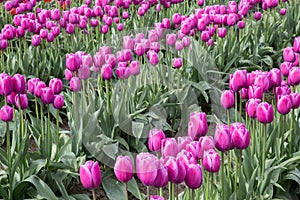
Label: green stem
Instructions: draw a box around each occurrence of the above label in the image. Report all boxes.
[92,189,96,200]
[40,104,44,155]
[206,172,210,200]
[47,106,52,165]
[235,149,238,192]
[147,186,150,200]
[55,109,59,159]
[222,152,225,200]
[171,183,175,200]
[235,92,238,122]
[211,173,213,200]
[125,182,128,200]
[289,109,294,157]
[191,189,194,200]
[35,98,39,120]
[6,122,13,200]
[262,124,267,178]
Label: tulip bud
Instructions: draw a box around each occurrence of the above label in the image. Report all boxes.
[15,94,28,109]
[248,85,263,99]
[287,67,300,86]
[276,95,292,115]
[52,94,64,109]
[201,31,210,42]
[161,138,178,158]
[177,136,193,151]
[101,64,113,80]
[290,93,300,109]
[150,196,164,200]
[269,68,282,88]
[152,159,168,188]
[214,124,231,152]
[256,102,274,124]
[283,47,296,62]
[148,129,166,152]
[293,36,300,53]
[254,12,262,21]
[230,122,250,149]
[188,112,208,140]
[229,70,247,92]
[129,61,140,76]
[0,105,14,122]
[203,149,221,173]
[80,161,102,190]
[70,77,81,92]
[280,8,287,15]
[217,27,226,38]
[114,156,134,183]
[185,164,202,189]
[172,58,182,68]
[246,98,261,118]
[163,157,178,182]
[6,92,16,105]
[49,78,63,94]
[0,74,13,96]
[220,90,234,109]
[41,87,54,104]
[136,153,159,186]
[199,136,215,158]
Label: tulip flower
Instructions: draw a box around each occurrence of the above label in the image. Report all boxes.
[256,102,274,124]
[246,98,261,118]
[79,160,102,190]
[290,93,300,109]
[78,65,91,80]
[254,12,262,20]
[199,136,215,158]
[0,74,13,96]
[276,95,292,115]
[53,95,64,109]
[129,61,140,76]
[177,136,192,152]
[283,47,296,62]
[229,70,247,92]
[188,112,208,140]
[148,129,166,152]
[288,67,300,86]
[136,152,159,186]
[0,105,14,122]
[269,68,282,87]
[220,90,234,109]
[41,87,55,105]
[161,138,178,158]
[185,163,202,189]
[254,73,270,92]
[217,27,226,38]
[66,53,81,72]
[248,85,263,99]
[12,74,26,94]
[230,122,250,150]
[280,8,287,15]
[214,124,231,152]
[101,64,113,80]
[202,149,221,173]
[114,156,134,183]
[293,36,300,53]
[163,157,178,182]
[70,77,81,92]
[15,94,28,109]
[49,78,63,94]
[6,92,16,105]
[237,21,245,29]
[152,159,168,188]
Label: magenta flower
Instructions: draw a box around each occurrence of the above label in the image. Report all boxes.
[220,90,234,109]
[188,112,208,140]
[185,163,202,189]
[230,122,250,150]
[161,138,178,158]
[114,156,134,183]
[246,98,261,118]
[229,70,247,92]
[0,74,13,96]
[283,47,296,62]
[0,105,14,122]
[256,102,274,124]
[152,159,168,188]
[79,160,102,190]
[12,74,26,94]
[276,95,292,115]
[136,153,159,186]
[214,124,231,152]
[148,129,166,152]
[202,149,221,173]
[70,77,81,92]
[14,94,28,109]
[288,67,300,86]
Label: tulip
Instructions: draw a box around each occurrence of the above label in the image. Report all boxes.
[6,92,16,105]
[214,124,231,152]
[0,105,14,122]
[254,73,270,92]
[152,159,168,188]
[256,102,274,124]
[114,156,134,183]
[70,77,81,92]
[199,136,215,158]
[41,87,54,104]
[229,70,247,92]
[201,31,210,42]
[283,47,296,62]
[172,58,182,68]
[230,122,250,149]
[78,65,91,80]
[280,8,287,15]
[293,36,300,53]
[175,41,184,51]
[15,94,28,109]
[147,50,159,65]
[186,141,201,160]
[280,62,293,77]
[288,67,300,86]
[172,13,182,25]
[217,27,226,38]
[79,160,102,190]
[237,21,245,29]
[148,129,166,152]
[276,85,291,97]
[220,90,234,109]
[66,53,81,72]
[150,42,160,53]
[163,157,178,182]
[0,74,13,96]
[49,78,63,94]
[53,94,64,109]
[246,98,261,118]
[31,35,41,46]
[185,163,202,189]
[269,68,281,87]
[161,138,178,157]
[254,12,262,21]
[0,39,8,50]
[129,61,140,76]
[34,81,46,97]
[177,136,192,151]
[188,112,208,140]
[290,93,300,109]
[101,64,113,80]
[136,153,159,186]
[248,85,263,99]
[276,95,292,115]
[150,196,164,200]
[202,149,221,173]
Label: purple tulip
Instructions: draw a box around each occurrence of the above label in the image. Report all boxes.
[280,8,287,15]
[41,87,54,105]
[230,122,250,150]
[290,93,300,109]
[147,50,159,65]
[246,98,261,118]
[6,92,16,105]
[276,85,291,97]
[15,94,28,109]
[288,67,300,86]
[53,94,64,109]
[0,74,13,96]
[152,159,168,188]
[276,95,292,115]
[248,85,263,99]
[114,156,134,183]
[269,68,282,87]
[188,112,208,140]
[214,124,231,152]
[136,153,159,186]
[101,64,113,80]
[220,90,234,109]
[129,61,140,76]
[161,138,178,158]
[254,73,270,92]
[254,12,262,21]
[172,58,182,68]
[177,136,192,151]
[31,35,41,46]
[66,53,81,72]
[70,77,81,92]
[34,81,46,97]
[78,64,91,80]
[0,105,14,122]
[201,31,210,42]
[256,102,274,124]
[79,161,102,190]
[186,141,201,160]
[199,136,215,158]
[12,74,26,94]
[202,149,221,173]
[185,163,202,189]
[283,47,296,62]
[49,78,63,94]
[229,70,247,92]
[150,195,164,200]
[293,36,300,53]
[148,129,166,152]
[217,27,226,38]
[163,157,178,182]
[172,13,182,25]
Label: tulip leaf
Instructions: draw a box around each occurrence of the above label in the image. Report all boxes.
[132,121,144,141]
[127,178,145,200]
[102,175,126,200]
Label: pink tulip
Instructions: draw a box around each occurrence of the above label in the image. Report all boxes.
[254,73,270,92]
[148,129,166,152]
[163,157,178,182]
[70,77,81,92]
[229,70,247,92]
[256,102,274,124]
[276,95,292,115]
[161,138,178,157]
[177,136,193,151]
[220,90,234,109]
[49,78,63,94]
[0,74,13,96]
[248,85,263,99]
[246,98,261,118]
[199,136,215,158]
[53,94,64,109]
[152,159,168,188]
[280,8,287,15]
[0,105,14,122]
[214,124,231,152]
[293,36,300,53]
[290,93,300,109]
[269,68,281,87]
[66,53,81,72]
[172,58,182,68]
[136,153,159,186]
[283,47,296,62]
[288,67,300,86]
[185,163,202,189]
[217,27,226,38]
[114,156,134,183]
[101,64,113,80]
[79,161,102,190]
[34,81,46,97]
[230,122,250,149]
[41,87,54,105]
[254,12,262,20]
[203,149,221,173]
[188,112,208,140]
[14,94,28,109]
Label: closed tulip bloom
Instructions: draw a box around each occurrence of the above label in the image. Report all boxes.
[6,92,16,105]
[254,12,262,21]
[254,73,270,92]
[53,94,64,109]
[15,94,28,109]
[173,158,186,184]
[172,58,182,68]
[101,64,113,80]
[248,85,263,99]
[188,112,208,140]
[80,161,102,190]
[175,41,184,51]
[288,67,300,86]
[148,129,166,152]
[147,50,159,65]
[280,8,287,15]
[66,53,81,72]
[123,36,134,50]
[182,37,191,48]
[290,93,300,109]
[136,153,159,186]
[292,53,299,67]
[129,61,140,76]
[0,105,14,122]
[256,102,274,124]
[166,34,176,47]
[34,81,46,97]
[70,77,81,92]
[41,87,54,104]
[0,74,13,96]
[78,65,91,80]
[202,149,221,173]
[161,138,178,157]
[64,69,73,81]
[217,27,226,38]
[172,13,182,25]
[177,137,192,152]
[0,39,8,50]
[114,156,134,183]
[201,31,210,42]
[293,36,300,53]
[185,163,202,189]
[277,95,292,115]
[280,62,293,77]
[283,47,296,62]
[246,98,261,118]
[269,68,282,87]
[150,42,160,53]
[214,124,231,152]
[220,90,234,109]
[230,70,247,92]
[152,159,168,188]
[199,136,215,158]
[276,85,291,97]
[49,78,63,94]
[186,141,201,160]
[230,122,250,150]
[163,157,178,182]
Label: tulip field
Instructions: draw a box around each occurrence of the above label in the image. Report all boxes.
[1,0,300,199]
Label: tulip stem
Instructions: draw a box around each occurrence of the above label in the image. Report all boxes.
[205,172,210,200]
[6,122,13,200]
[191,189,195,200]
[160,187,163,198]
[221,152,225,200]
[176,184,178,200]
[55,109,59,159]
[289,109,294,157]
[251,119,255,156]
[40,104,44,155]
[125,182,128,200]
[211,173,213,200]
[47,106,52,166]
[262,124,267,178]
[235,92,238,122]
[92,189,96,200]
[235,149,238,192]
[147,186,150,200]
[281,115,285,157]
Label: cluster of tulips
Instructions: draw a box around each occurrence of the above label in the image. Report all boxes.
[79,110,251,200]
